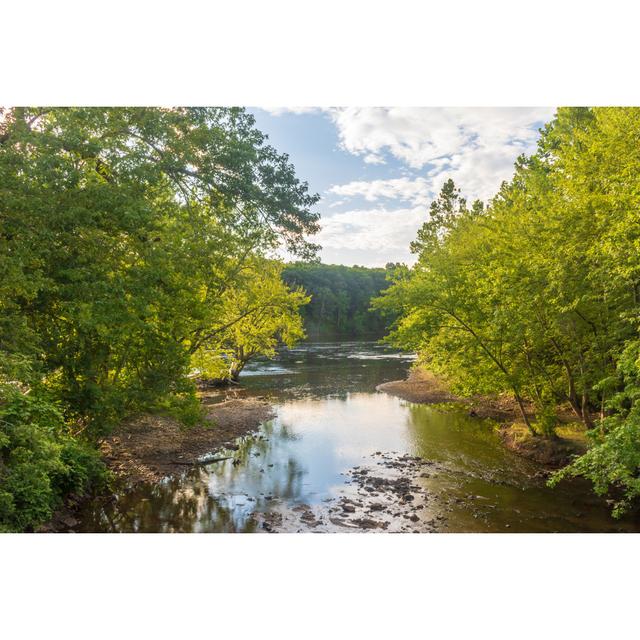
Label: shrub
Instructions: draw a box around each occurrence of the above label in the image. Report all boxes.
[150,386,204,428]
[0,385,108,532]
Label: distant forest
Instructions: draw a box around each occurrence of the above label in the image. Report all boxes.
[282,263,395,338]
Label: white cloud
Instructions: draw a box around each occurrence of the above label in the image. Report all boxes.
[317,206,426,267]
[264,107,557,266]
[328,177,432,206]
[326,107,554,201]
[363,152,385,165]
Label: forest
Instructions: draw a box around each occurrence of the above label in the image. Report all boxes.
[375,107,640,517]
[282,263,392,337]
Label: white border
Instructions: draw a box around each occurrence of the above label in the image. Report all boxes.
[3,0,640,106]
[2,533,638,638]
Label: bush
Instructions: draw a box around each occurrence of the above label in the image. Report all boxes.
[150,386,204,428]
[0,385,108,532]
[534,400,559,438]
[548,413,640,517]
[549,340,640,516]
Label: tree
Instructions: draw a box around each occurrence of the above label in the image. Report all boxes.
[191,259,309,382]
[0,107,320,530]
[376,107,640,512]
[0,107,320,433]
[282,263,393,337]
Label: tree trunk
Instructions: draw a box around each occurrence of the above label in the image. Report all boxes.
[566,373,583,421]
[581,392,595,429]
[514,391,535,435]
[228,360,243,382]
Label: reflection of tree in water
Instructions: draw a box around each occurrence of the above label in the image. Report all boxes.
[269,420,300,442]
[79,344,417,532]
[88,423,311,532]
[405,403,545,489]
[207,425,308,503]
[270,458,306,500]
[87,470,259,532]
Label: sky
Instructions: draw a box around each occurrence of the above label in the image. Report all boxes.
[250,107,555,268]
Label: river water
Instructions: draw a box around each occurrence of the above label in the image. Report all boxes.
[74,341,640,532]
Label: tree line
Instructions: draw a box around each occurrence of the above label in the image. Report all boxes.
[0,107,316,531]
[375,107,640,516]
[283,263,394,338]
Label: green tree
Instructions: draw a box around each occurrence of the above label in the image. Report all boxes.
[282,263,392,337]
[0,107,319,529]
[0,107,319,433]
[376,107,640,512]
[192,259,309,382]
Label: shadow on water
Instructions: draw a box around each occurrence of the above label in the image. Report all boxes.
[74,340,640,532]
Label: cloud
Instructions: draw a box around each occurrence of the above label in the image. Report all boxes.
[326,107,554,201]
[317,206,426,267]
[363,152,385,165]
[262,107,557,266]
[328,177,432,206]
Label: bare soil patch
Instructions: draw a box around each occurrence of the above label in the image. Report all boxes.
[377,367,525,420]
[376,368,460,404]
[101,398,273,484]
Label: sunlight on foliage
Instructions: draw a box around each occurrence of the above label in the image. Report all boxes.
[377,107,640,514]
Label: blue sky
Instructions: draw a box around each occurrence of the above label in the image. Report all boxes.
[250,108,554,267]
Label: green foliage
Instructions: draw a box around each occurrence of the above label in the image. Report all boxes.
[549,340,640,517]
[0,107,319,437]
[534,399,560,438]
[0,385,108,532]
[377,108,640,513]
[0,107,319,529]
[282,263,393,337]
[192,259,309,381]
[150,387,204,427]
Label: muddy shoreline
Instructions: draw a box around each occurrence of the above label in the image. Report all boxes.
[377,367,536,422]
[100,396,273,484]
[377,367,586,467]
[41,396,273,531]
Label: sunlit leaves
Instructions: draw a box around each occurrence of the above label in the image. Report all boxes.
[378,107,640,510]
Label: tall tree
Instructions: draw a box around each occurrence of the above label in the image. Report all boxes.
[376,108,640,513]
[0,107,320,432]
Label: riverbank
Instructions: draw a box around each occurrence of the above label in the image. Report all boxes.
[377,367,587,467]
[498,422,587,467]
[100,397,273,484]
[41,396,273,531]
[50,342,636,533]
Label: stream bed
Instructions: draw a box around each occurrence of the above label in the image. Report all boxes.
[73,341,640,532]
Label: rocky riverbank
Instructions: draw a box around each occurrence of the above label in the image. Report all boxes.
[41,396,273,531]
[256,451,452,533]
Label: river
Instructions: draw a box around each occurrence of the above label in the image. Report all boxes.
[73,341,640,532]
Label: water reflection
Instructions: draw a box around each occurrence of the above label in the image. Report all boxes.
[74,341,640,532]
